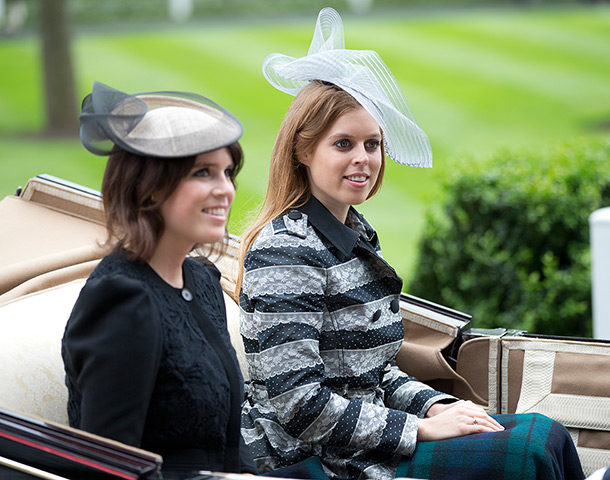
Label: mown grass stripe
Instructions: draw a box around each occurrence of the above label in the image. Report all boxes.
[0,5,608,281]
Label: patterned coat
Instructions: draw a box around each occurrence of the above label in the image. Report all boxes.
[240,196,455,480]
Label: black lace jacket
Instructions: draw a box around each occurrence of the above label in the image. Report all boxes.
[62,249,255,474]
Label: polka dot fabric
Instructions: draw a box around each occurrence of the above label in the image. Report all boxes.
[240,197,455,479]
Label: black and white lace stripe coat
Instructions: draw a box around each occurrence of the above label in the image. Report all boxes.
[239,196,455,480]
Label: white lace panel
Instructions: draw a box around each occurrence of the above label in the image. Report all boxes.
[381,364,408,387]
[330,295,400,332]
[241,295,400,341]
[242,264,326,298]
[241,423,266,444]
[245,351,267,382]
[253,417,312,452]
[259,338,323,379]
[270,382,322,424]
[347,402,388,450]
[332,385,384,405]
[362,459,398,480]
[322,341,402,378]
[395,413,418,456]
[326,257,395,297]
[246,384,272,411]
[250,221,326,252]
[387,377,435,413]
[299,393,350,444]
[240,308,325,340]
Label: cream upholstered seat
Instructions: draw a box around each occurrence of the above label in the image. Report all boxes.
[0,280,82,425]
[0,278,248,426]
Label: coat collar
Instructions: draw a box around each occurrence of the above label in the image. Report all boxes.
[297,195,377,260]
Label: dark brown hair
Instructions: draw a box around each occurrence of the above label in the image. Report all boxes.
[102,142,243,262]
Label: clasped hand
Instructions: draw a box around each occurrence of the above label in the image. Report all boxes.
[417,400,504,442]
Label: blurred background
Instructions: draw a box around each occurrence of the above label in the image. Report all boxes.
[1,0,609,334]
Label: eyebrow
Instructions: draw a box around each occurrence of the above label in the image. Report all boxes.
[328,132,382,139]
[193,159,233,169]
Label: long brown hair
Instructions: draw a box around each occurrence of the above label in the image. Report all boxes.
[235,81,385,297]
[102,142,243,263]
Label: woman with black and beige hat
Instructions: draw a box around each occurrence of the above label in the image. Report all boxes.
[62,81,255,476]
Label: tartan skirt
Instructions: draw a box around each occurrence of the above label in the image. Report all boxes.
[267,413,584,480]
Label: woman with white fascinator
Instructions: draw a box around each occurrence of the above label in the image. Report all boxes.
[62,82,256,476]
[236,8,583,480]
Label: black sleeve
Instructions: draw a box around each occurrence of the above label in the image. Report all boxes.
[62,276,163,447]
[239,436,257,474]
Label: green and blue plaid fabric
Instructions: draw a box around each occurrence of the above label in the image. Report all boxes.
[396,413,583,480]
[266,414,583,480]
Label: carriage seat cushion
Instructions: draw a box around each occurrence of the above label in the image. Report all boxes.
[0,278,248,425]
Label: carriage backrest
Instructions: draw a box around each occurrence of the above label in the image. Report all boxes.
[0,176,248,425]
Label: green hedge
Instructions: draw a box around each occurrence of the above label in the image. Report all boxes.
[408,138,610,337]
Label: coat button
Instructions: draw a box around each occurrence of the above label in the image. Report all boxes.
[372,309,382,322]
[288,211,302,220]
[181,288,193,302]
[390,299,400,313]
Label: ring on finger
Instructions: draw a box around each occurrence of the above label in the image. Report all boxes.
[472,416,478,425]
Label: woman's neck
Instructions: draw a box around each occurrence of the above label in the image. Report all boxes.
[147,236,192,288]
[311,193,350,224]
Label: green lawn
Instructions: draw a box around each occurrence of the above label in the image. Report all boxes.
[1,4,609,283]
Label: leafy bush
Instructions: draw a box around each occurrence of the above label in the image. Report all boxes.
[408,139,610,337]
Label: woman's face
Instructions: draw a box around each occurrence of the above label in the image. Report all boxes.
[300,107,383,223]
[159,148,235,249]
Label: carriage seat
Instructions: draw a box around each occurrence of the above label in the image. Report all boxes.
[0,278,248,426]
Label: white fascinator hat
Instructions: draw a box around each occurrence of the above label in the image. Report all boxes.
[263,7,432,168]
[79,81,243,158]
